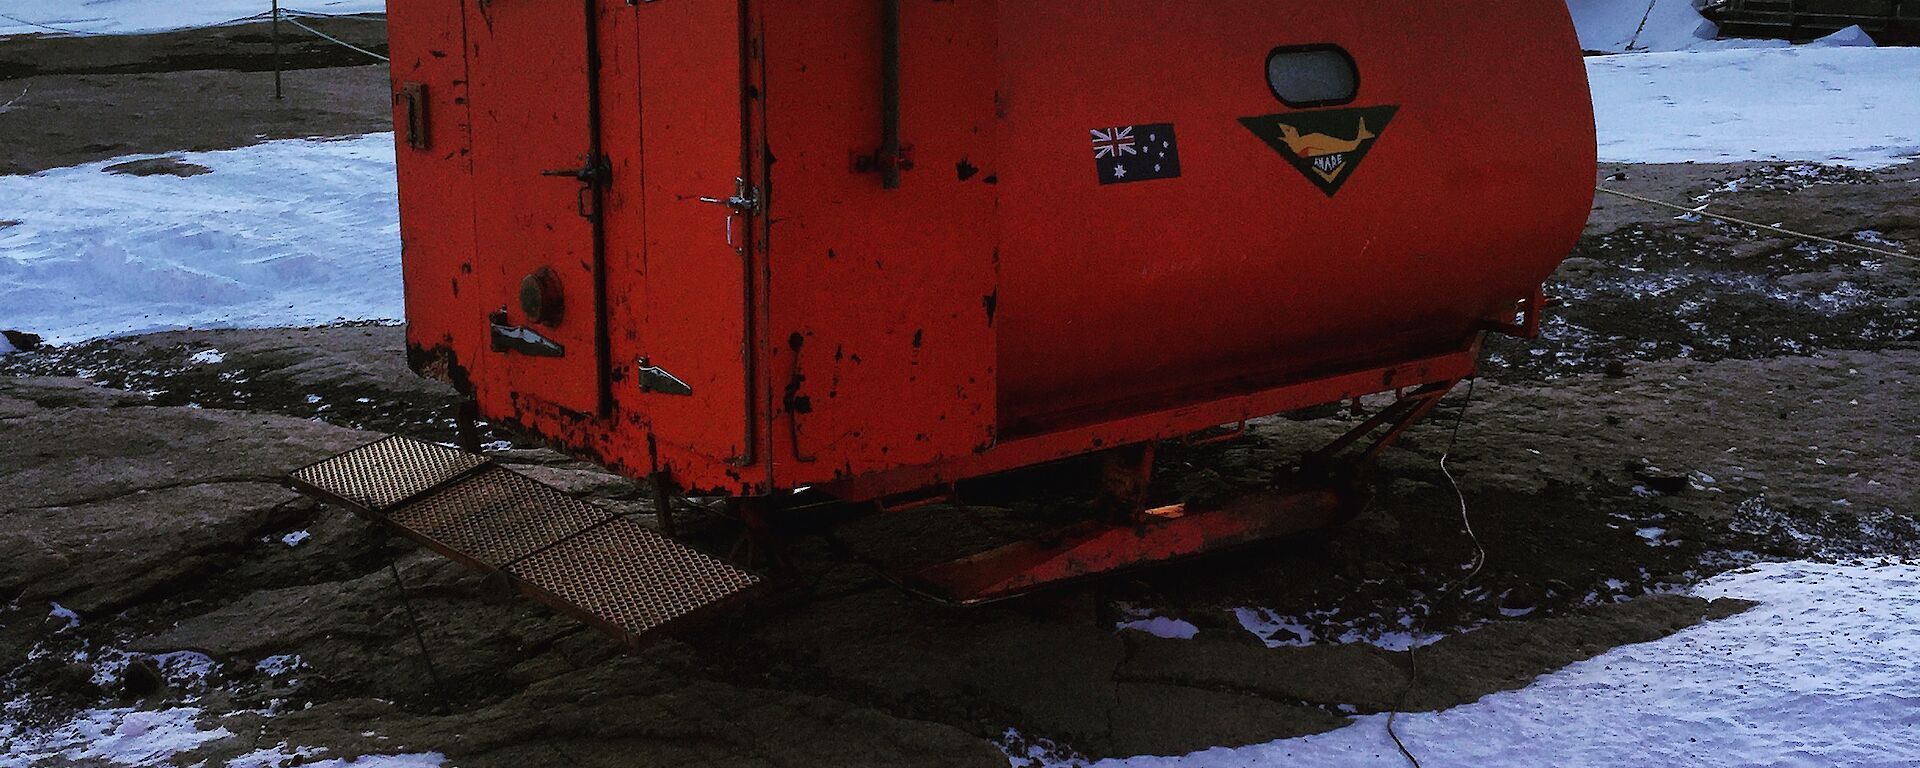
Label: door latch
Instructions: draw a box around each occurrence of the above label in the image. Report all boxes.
[542,154,612,219]
[698,177,760,254]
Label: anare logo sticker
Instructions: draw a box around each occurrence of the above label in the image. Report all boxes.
[1239,106,1399,197]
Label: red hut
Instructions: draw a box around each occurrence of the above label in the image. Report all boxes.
[294,0,1596,645]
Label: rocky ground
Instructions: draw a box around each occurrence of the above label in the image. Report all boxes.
[0,19,389,175]
[2,24,1916,768]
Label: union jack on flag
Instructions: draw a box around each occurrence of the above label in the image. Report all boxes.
[1091,127,1139,159]
[1091,123,1180,185]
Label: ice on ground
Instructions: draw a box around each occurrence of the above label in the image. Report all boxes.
[1088,560,1920,767]
[48,643,219,691]
[227,743,329,768]
[0,707,234,766]
[256,654,304,678]
[1232,608,1315,648]
[1113,606,1201,640]
[188,349,226,365]
[281,530,312,547]
[1,711,442,768]
[0,134,402,344]
[1233,606,1444,652]
[1116,616,1200,641]
[153,651,220,686]
[1587,47,1920,168]
[1805,24,1878,48]
[0,0,385,37]
[46,601,79,630]
[226,746,448,768]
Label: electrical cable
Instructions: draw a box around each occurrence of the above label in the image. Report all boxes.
[0,9,274,36]
[387,557,450,714]
[1385,377,1485,768]
[0,11,101,36]
[280,9,389,24]
[1625,0,1661,52]
[276,11,390,62]
[1596,186,1917,264]
[0,86,28,114]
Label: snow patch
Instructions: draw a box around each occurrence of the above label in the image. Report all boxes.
[268,753,446,768]
[281,530,312,548]
[1588,47,1920,168]
[47,602,79,630]
[1086,560,1920,767]
[1000,728,1085,768]
[1804,24,1878,48]
[1115,616,1200,641]
[187,349,226,365]
[1232,606,1443,652]
[227,743,329,768]
[0,135,402,344]
[256,654,304,678]
[1,707,234,766]
[153,651,220,686]
[1231,608,1316,648]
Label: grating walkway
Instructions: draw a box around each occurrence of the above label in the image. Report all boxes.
[289,436,760,646]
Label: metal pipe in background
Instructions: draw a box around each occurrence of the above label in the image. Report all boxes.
[271,0,283,100]
[880,0,901,189]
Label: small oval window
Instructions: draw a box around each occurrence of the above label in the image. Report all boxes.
[1265,46,1358,108]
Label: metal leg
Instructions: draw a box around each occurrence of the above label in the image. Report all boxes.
[454,398,483,453]
[649,472,678,538]
[727,497,797,576]
[1304,380,1459,474]
[1094,443,1156,523]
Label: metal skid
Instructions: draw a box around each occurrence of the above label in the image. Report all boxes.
[893,382,1462,605]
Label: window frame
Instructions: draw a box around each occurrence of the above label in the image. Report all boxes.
[1263,44,1361,109]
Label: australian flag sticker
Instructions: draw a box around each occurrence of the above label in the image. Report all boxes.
[1091,123,1180,185]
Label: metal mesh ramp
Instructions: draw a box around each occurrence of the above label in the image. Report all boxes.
[287,436,761,646]
[290,436,489,513]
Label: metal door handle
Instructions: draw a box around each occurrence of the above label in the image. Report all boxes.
[542,156,611,219]
[699,178,759,254]
[542,155,609,183]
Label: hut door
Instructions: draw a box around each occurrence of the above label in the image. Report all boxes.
[634,1,758,466]
[464,0,611,416]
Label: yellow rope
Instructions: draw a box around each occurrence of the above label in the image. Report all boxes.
[1595,186,1917,264]
[278,11,389,63]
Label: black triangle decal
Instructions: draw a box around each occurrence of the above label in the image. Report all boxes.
[1240,106,1399,197]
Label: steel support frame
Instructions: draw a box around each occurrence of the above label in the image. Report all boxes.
[896,382,1463,605]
